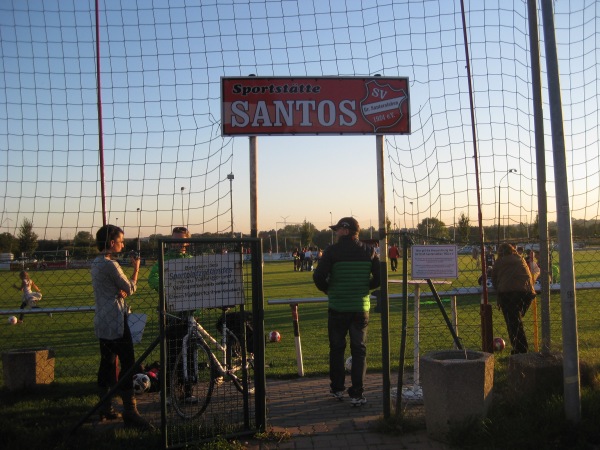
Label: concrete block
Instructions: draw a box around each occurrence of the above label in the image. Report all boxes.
[506,352,567,400]
[420,349,494,442]
[2,348,55,390]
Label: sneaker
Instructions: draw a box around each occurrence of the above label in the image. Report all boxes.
[330,390,344,401]
[350,396,367,407]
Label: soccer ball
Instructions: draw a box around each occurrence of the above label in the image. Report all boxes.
[268,331,281,342]
[493,337,506,352]
[7,316,17,325]
[133,373,151,394]
[345,356,352,373]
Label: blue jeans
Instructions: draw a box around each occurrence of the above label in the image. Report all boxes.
[328,309,369,398]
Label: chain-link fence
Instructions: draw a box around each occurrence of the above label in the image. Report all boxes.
[159,237,265,448]
[0,237,265,448]
[2,231,599,436]
[385,232,600,395]
[261,232,600,408]
[0,258,161,386]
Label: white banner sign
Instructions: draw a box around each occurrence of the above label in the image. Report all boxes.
[411,245,459,279]
[164,253,244,311]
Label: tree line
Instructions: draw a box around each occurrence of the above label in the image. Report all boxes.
[1,214,596,260]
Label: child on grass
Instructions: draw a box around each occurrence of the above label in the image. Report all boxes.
[14,270,43,323]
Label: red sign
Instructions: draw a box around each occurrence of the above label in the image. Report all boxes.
[221,76,410,136]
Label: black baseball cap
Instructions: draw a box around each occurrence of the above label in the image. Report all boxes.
[330,217,360,233]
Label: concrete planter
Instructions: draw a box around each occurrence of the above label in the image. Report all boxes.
[2,348,55,390]
[420,349,494,442]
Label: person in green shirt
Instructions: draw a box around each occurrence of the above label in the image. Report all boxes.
[148,226,197,402]
[313,217,380,407]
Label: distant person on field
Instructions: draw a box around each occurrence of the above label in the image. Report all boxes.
[14,270,42,323]
[491,243,536,354]
[313,217,380,407]
[525,249,540,284]
[292,247,301,271]
[304,247,313,271]
[471,246,480,268]
[91,224,153,430]
[388,243,400,272]
[485,245,495,269]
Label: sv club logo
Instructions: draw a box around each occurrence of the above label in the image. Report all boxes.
[360,80,407,132]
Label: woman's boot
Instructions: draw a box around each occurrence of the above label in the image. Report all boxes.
[121,389,155,431]
[98,386,122,421]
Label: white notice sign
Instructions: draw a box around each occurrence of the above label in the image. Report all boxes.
[164,253,244,311]
[411,245,458,279]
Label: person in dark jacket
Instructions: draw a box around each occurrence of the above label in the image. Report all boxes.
[491,243,536,354]
[313,217,380,407]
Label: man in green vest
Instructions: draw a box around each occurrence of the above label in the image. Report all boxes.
[313,217,380,406]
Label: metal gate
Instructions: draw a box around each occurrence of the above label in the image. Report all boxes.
[158,237,265,448]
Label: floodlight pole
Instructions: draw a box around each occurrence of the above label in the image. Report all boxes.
[393,207,397,240]
[180,187,185,227]
[136,208,141,253]
[227,173,234,237]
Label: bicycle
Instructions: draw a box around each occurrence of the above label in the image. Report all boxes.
[168,309,254,420]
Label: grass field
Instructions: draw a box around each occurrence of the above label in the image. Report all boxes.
[1,251,600,449]
[2,252,600,381]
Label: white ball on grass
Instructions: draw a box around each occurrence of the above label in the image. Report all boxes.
[133,373,151,394]
[345,356,352,372]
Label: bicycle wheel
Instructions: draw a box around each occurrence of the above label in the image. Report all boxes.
[170,339,214,419]
[226,330,255,395]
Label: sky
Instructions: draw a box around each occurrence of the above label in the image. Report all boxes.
[0,0,599,241]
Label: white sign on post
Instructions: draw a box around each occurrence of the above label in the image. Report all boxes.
[164,253,244,311]
[411,245,459,279]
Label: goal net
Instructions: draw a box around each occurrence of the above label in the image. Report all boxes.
[1,1,597,245]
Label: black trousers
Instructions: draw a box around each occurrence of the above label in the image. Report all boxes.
[328,309,369,398]
[97,317,136,391]
[498,291,533,354]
